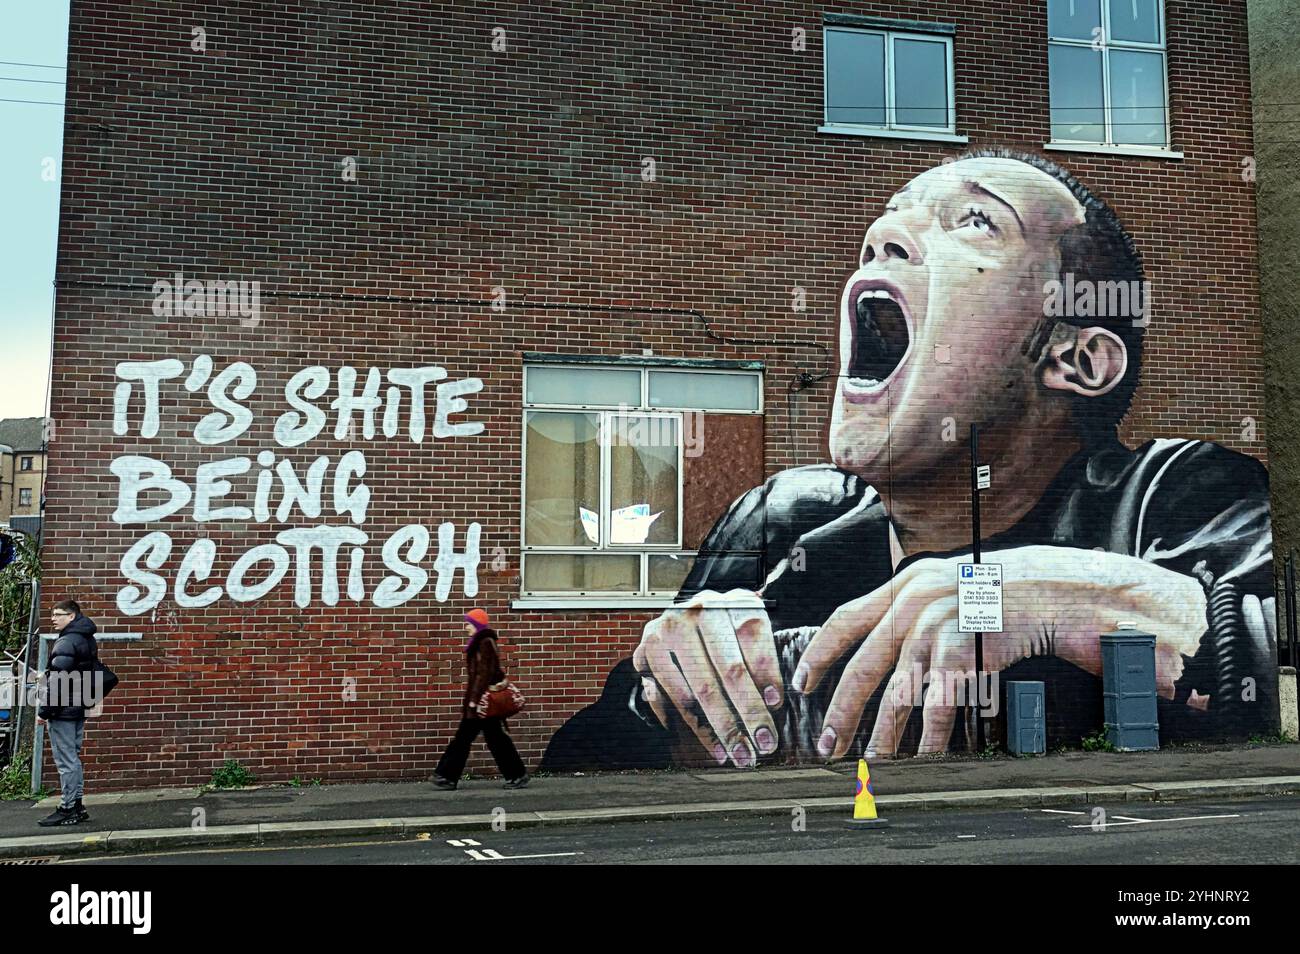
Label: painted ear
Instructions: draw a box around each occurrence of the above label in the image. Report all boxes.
[1041,326,1128,397]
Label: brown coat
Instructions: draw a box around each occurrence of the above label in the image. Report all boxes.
[463,628,506,718]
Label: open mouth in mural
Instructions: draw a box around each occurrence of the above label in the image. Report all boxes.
[843,279,912,402]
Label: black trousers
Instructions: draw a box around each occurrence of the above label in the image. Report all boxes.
[435,717,526,783]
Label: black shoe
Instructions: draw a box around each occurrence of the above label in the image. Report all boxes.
[71,800,91,823]
[38,806,85,828]
[432,775,458,790]
[502,775,530,790]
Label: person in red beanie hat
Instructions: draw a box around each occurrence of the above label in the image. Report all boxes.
[432,608,529,790]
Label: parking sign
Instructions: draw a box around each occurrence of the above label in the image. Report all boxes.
[958,563,1003,633]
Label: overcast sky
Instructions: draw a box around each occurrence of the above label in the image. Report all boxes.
[0,1,68,420]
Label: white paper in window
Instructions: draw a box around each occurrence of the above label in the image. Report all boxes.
[579,506,600,543]
[610,503,662,544]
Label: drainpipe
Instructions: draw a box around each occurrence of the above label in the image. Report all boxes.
[0,444,13,520]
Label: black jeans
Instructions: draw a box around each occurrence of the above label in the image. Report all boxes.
[435,717,526,783]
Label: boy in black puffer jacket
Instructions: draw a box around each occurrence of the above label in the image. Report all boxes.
[36,600,98,827]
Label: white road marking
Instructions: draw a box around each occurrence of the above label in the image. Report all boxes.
[1040,809,1088,816]
[1069,813,1241,830]
[446,838,481,847]
[464,847,582,861]
[957,835,977,839]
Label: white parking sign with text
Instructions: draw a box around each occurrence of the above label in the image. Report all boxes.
[958,563,1003,633]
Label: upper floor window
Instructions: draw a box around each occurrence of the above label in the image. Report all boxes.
[19,456,33,471]
[18,488,32,508]
[822,24,956,137]
[520,361,763,602]
[1048,0,1170,150]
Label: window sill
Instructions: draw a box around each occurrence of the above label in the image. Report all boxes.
[818,125,968,145]
[512,597,676,611]
[512,597,771,611]
[1044,142,1183,161]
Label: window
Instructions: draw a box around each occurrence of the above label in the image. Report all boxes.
[18,489,32,508]
[1048,0,1171,151]
[521,362,763,601]
[822,23,957,138]
[19,457,32,471]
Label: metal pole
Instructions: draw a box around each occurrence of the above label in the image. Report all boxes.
[1287,552,1297,669]
[31,634,48,795]
[970,423,985,751]
[12,578,39,754]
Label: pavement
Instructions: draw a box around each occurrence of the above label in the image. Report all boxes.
[1,741,1297,859]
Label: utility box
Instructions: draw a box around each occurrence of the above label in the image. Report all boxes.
[1100,629,1160,751]
[1006,680,1046,754]
[0,667,13,718]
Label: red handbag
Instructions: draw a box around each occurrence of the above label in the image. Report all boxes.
[477,679,525,719]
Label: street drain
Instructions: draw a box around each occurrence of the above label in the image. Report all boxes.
[0,856,55,865]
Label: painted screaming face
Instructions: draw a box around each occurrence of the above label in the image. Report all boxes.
[829,157,1087,480]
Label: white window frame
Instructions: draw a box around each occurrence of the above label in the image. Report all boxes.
[1046,0,1177,158]
[517,363,762,605]
[18,488,32,508]
[19,457,32,471]
[522,364,764,415]
[819,26,965,144]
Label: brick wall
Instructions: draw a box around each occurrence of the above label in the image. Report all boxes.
[46,0,1269,789]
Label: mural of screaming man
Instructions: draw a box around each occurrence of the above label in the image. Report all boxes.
[543,151,1275,770]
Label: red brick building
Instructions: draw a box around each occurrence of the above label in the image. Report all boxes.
[48,0,1274,788]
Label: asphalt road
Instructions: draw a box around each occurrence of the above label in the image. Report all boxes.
[58,794,1300,865]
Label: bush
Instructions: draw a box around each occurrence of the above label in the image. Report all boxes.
[210,759,256,789]
[0,533,40,655]
[0,747,46,801]
[1081,730,1117,753]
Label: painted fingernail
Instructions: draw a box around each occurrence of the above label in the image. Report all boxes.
[711,742,729,765]
[731,741,755,768]
[817,727,837,758]
[763,685,781,707]
[755,726,776,754]
[792,667,807,693]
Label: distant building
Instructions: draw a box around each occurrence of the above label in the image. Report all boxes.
[0,418,47,523]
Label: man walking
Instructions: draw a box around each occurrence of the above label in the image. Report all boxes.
[36,600,98,827]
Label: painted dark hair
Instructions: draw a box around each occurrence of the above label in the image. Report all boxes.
[958,149,1146,445]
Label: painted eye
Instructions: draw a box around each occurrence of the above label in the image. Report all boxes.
[960,207,996,234]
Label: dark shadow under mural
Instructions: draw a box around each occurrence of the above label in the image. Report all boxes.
[543,152,1276,770]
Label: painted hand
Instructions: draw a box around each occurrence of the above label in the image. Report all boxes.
[793,546,1207,759]
[632,589,784,767]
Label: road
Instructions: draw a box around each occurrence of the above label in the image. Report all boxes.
[56,794,1300,865]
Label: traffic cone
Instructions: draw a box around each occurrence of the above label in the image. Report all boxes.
[849,758,888,828]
